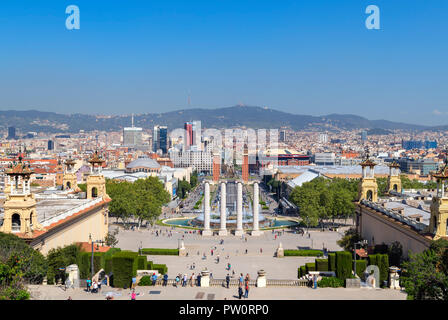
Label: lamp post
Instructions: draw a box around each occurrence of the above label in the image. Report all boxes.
[90,234,105,281]
[353,240,368,278]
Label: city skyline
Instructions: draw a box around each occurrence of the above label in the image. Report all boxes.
[0,0,447,125]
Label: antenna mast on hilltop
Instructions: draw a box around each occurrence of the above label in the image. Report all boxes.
[131,113,134,128]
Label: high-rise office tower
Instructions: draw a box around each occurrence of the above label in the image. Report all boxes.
[123,114,143,146]
[279,130,287,142]
[153,125,168,154]
[7,127,16,140]
[361,131,368,142]
[184,122,193,148]
[192,120,201,147]
[48,140,54,150]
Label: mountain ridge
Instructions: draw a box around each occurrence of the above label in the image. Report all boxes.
[0,106,437,133]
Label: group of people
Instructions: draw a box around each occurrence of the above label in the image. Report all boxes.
[175,273,202,287]
[86,279,101,293]
[237,273,250,299]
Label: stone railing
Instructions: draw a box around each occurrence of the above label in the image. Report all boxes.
[361,200,426,232]
[40,197,104,227]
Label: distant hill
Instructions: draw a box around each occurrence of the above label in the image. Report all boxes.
[0,106,435,133]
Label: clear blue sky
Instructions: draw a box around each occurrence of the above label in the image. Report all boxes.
[0,0,447,125]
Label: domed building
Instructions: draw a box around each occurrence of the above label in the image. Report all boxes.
[125,156,161,174]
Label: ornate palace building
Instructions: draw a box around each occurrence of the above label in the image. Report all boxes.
[356,151,448,258]
[0,152,111,255]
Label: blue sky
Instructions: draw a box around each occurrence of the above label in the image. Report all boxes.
[0,0,447,125]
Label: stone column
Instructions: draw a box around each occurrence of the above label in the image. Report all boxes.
[256,270,267,288]
[218,182,227,236]
[235,182,244,236]
[276,242,284,257]
[252,182,263,236]
[203,182,212,236]
[200,269,210,287]
[179,240,186,256]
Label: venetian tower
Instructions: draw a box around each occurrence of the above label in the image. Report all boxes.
[86,151,108,199]
[0,157,42,235]
[428,157,448,240]
[62,156,78,191]
[358,148,378,202]
[387,161,402,193]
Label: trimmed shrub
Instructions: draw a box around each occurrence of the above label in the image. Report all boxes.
[355,259,367,278]
[93,252,105,274]
[104,248,121,259]
[104,257,113,275]
[300,265,306,278]
[378,254,389,286]
[146,260,154,270]
[141,248,179,256]
[152,264,168,275]
[317,277,344,288]
[138,275,153,286]
[111,251,138,288]
[336,251,352,280]
[283,249,323,257]
[137,256,147,270]
[368,254,379,267]
[328,253,336,272]
[77,252,90,279]
[305,262,316,273]
[315,259,329,271]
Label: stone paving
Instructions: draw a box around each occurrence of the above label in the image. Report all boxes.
[28,284,407,300]
[115,224,347,280]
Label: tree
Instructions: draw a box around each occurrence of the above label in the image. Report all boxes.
[190,171,198,188]
[336,228,363,251]
[46,244,80,284]
[388,241,403,267]
[105,229,119,247]
[401,239,448,300]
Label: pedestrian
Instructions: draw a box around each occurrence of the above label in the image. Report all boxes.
[86,278,91,292]
[98,279,102,292]
[92,280,98,293]
[183,274,187,287]
[260,248,263,254]
[239,273,244,286]
[191,273,195,287]
[226,274,230,289]
[211,249,213,256]
[197,273,201,286]
[175,275,180,287]
[244,281,249,298]
[152,273,158,286]
[245,249,248,254]
[131,289,136,300]
[238,285,243,299]
[163,274,168,286]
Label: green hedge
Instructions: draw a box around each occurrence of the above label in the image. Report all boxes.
[105,257,113,275]
[283,249,323,257]
[298,265,306,278]
[138,275,153,286]
[355,260,367,278]
[152,264,168,275]
[111,252,138,288]
[137,256,147,270]
[146,260,154,270]
[378,254,389,286]
[77,252,90,279]
[336,251,352,280]
[328,253,336,272]
[141,248,179,256]
[305,262,316,273]
[317,277,344,288]
[315,259,329,271]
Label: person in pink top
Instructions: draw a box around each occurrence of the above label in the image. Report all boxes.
[131,289,136,300]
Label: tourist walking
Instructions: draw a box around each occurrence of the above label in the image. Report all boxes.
[191,273,195,287]
[260,248,263,254]
[239,273,244,286]
[226,274,230,289]
[175,275,180,287]
[244,281,249,298]
[238,285,243,299]
[163,274,168,286]
[183,274,187,287]
[131,289,136,300]
[152,273,158,286]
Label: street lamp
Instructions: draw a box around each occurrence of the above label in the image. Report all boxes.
[353,240,368,278]
[89,234,105,281]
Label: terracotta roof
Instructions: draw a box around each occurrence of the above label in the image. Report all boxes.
[388,161,400,168]
[360,159,377,167]
[77,242,111,253]
[88,151,105,165]
[5,158,34,176]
